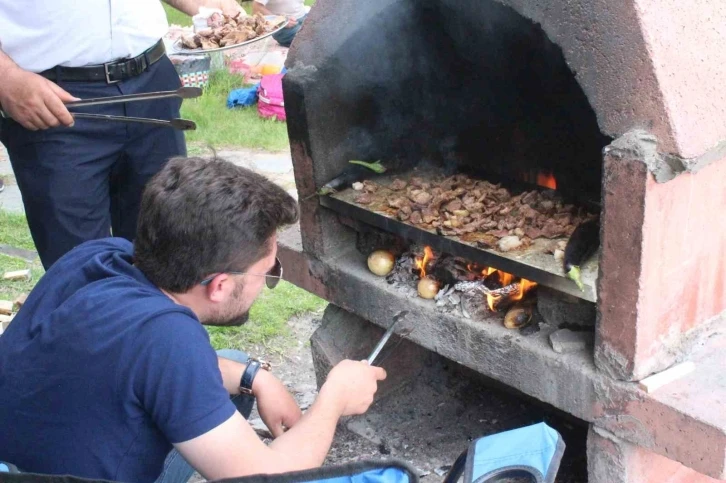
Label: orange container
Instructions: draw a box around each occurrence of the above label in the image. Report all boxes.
[260,64,282,75]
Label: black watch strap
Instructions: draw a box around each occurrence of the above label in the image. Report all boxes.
[239,360,262,395]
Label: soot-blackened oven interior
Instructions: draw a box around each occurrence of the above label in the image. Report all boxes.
[289,0,611,304]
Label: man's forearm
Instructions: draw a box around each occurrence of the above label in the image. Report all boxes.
[0,48,20,74]
[266,384,344,469]
[217,357,245,395]
[176,388,344,479]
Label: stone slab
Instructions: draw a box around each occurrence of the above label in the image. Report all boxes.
[550,329,593,354]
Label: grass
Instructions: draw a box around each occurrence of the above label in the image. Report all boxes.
[0,210,35,251]
[0,211,43,302]
[181,70,290,152]
[165,4,193,26]
[0,209,327,349]
[0,254,44,302]
[207,281,326,351]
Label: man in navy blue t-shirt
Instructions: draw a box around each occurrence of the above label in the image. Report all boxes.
[0,157,387,483]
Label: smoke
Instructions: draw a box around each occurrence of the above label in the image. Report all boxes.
[303,0,609,200]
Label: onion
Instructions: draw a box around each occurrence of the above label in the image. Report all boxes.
[417,276,440,299]
[367,250,395,276]
[504,303,533,329]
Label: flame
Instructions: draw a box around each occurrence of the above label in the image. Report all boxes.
[412,248,537,311]
[536,171,557,190]
[512,278,538,302]
[480,267,537,311]
[415,246,435,278]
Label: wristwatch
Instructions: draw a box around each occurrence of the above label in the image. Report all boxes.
[239,358,272,395]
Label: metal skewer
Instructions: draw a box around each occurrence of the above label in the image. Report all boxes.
[367,311,409,365]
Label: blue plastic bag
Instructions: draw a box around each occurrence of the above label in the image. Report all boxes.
[226,67,288,109]
[227,83,260,108]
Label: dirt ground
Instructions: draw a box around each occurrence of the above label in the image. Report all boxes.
[194,312,589,482]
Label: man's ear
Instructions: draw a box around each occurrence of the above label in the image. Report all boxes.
[204,274,235,303]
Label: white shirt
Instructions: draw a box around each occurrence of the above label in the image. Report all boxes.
[254,0,306,21]
[0,0,169,73]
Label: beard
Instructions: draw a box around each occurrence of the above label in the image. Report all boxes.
[205,310,250,327]
[203,283,251,327]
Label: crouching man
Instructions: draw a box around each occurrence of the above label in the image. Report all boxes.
[0,156,386,483]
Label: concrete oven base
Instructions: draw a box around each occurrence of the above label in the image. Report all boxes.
[310,303,590,481]
[310,304,434,400]
[278,224,726,480]
[308,300,725,482]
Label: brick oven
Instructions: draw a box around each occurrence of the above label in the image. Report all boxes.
[276,0,726,481]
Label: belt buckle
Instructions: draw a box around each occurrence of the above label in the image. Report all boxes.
[104,62,121,84]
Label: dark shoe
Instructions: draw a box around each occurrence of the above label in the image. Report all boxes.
[0,178,4,193]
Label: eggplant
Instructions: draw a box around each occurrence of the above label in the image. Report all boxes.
[564,218,600,291]
[303,160,388,200]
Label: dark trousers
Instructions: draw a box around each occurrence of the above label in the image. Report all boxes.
[0,55,186,269]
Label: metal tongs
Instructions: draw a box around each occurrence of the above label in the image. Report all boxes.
[0,87,202,131]
[367,311,411,365]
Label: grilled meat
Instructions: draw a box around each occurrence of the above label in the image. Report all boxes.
[350,173,596,253]
[182,13,277,50]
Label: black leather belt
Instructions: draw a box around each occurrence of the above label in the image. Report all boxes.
[39,39,167,84]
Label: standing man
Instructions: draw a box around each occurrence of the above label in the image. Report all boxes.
[0,0,242,270]
[252,0,307,47]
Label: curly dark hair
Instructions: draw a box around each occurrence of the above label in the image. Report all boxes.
[134,156,299,292]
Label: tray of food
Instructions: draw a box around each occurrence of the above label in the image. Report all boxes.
[318,166,601,301]
[171,13,287,54]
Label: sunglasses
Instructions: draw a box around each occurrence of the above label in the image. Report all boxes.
[199,257,283,289]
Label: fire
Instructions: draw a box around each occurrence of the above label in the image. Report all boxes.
[413,247,537,311]
[482,267,537,311]
[536,171,557,190]
[415,246,435,278]
[512,278,538,302]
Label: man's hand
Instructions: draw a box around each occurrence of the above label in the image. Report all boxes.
[319,360,387,417]
[206,0,244,16]
[286,16,298,28]
[164,0,244,17]
[0,66,78,131]
[253,370,302,437]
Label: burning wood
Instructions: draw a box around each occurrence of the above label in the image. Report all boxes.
[536,171,557,190]
[373,244,538,327]
[455,269,537,312]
